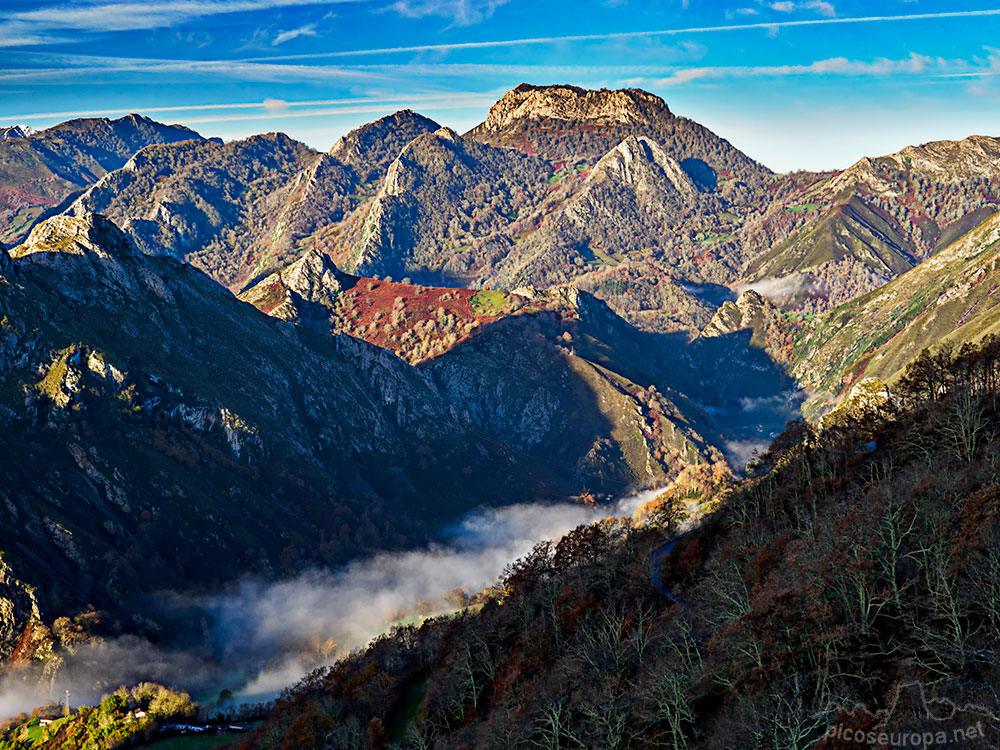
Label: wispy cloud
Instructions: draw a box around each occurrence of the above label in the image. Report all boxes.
[0,0,357,47]
[178,98,498,123]
[272,23,318,45]
[0,45,705,86]
[385,0,508,27]
[770,0,835,16]
[1,90,505,121]
[0,54,390,84]
[238,9,1000,61]
[653,52,945,85]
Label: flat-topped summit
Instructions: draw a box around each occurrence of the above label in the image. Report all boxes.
[477,84,673,132]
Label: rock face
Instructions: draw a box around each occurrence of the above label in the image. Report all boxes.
[827,135,1000,196]
[0,212,589,655]
[11,213,137,261]
[238,249,352,325]
[701,289,778,342]
[0,557,40,662]
[468,83,772,193]
[586,136,695,197]
[477,84,673,132]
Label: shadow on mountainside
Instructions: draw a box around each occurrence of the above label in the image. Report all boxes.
[413,301,801,478]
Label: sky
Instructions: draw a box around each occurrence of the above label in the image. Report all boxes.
[2,0,1000,171]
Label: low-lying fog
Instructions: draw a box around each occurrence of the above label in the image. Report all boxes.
[0,487,663,719]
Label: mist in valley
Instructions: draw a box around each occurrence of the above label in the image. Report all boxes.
[0,487,664,719]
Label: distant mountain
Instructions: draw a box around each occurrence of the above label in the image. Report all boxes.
[68,132,321,288]
[67,111,443,292]
[0,125,35,139]
[341,125,552,283]
[54,86,775,335]
[792,210,1000,413]
[0,114,201,246]
[329,109,440,183]
[468,83,771,193]
[310,86,777,333]
[744,135,1000,311]
[0,212,578,669]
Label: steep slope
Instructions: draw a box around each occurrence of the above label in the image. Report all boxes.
[67,133,320,289]
[0,115,202,246]
[342,126,552,283]
[792,210,1000,412]
[243,354,1000,750]
[244,248,800,482]
[66,111,442,292]
[243,259,726,487]
[478,135,714,289]
[745,135,1000,311]
[0,212,576,669]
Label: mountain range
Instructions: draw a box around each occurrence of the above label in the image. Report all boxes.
[2,83,1000,735]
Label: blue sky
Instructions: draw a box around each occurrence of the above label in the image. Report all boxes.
[3,0,1000,171]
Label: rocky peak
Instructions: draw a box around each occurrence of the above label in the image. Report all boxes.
[11,213,137,261]
[281,249,350,302]
[239,249,352,321]
[888,134,1000,178]
[700,289,774,339]
[589,135,695,195]
[827,134,1000,196]
[0,242,10,275]
[1,125,35,139]
[478,84,673,132]
[433,126,460,143]
[330,109,440,182]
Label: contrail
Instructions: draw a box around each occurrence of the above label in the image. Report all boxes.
[241,9,1000,61]
[1,91,498,122]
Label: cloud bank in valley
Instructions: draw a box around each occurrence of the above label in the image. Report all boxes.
[0,487,664,716]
